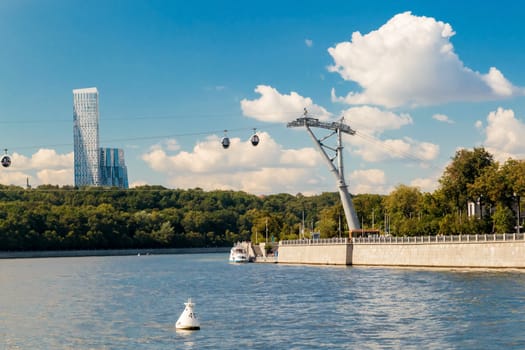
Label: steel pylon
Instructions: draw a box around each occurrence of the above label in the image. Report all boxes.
[287,109,360,231]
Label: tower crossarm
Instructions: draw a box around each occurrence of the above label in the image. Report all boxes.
[287,117,356,135]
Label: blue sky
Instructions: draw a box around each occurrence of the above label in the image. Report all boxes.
[1,1,524,195]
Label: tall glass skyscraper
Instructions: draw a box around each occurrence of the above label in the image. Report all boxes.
[73,87,101,187]
[100,147,129,188]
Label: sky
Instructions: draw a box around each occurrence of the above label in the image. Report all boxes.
[0,0,524,195]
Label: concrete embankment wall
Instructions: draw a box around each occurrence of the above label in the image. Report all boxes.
[351,241,525,268]
[278,235,525,268]
[278,239,351,265]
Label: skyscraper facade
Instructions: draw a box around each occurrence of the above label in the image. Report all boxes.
[100,147,129,188]
[73,87,100,187]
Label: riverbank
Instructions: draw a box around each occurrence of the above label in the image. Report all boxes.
[278,234,525,268]
[0,247,230,259]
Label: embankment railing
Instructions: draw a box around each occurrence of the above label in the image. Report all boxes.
[353,233,525,244]
[280,234,525,246]
[280,237,349,245]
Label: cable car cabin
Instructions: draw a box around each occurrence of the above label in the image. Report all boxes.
[1,155,11,168]
[349,229,381,239]
[221,137,230,149]
[250,134,259,146]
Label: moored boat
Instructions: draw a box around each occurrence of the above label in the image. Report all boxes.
[229,243,249,263]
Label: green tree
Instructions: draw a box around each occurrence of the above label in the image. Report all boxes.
[316,206,339,238]
[384,185,423,236]
[492,203,514,233]
[439,147,494,211]
[353,194,385,231]
[151,221,175,246]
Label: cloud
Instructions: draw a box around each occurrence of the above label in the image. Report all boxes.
[340,106,439,163]
[166,168,324,195]
[475,120,483,130]
[432,113,454,124]
[0,149,74,187]
[13,149,73,170]
[0,170,34,187]
[481,107,525,161]
[305,39,313,47]
[328,12,523,108]
[163,139,180,152]
[130,180,148,188]
[349,169,389,194]
[144,132,288,174]
[238,89,439,194]
[410,176,439,193]
[343,105,412,134]
[350,136,439,163]
[243,91,438,166]
[482,67,514,96]
[241,85,332,122]
[142,132,330,194]
[36,168,73,185]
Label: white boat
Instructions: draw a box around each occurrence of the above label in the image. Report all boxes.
[229,243,249,263]
[175,298,200,330]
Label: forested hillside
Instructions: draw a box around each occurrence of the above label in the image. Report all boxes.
[1,147,524,251]
[0,186,343,251]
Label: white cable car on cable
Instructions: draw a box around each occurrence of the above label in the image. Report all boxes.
[221,129,260,149]
[221,130,230,149]
[250,128,260,146]
[1,149,11,168]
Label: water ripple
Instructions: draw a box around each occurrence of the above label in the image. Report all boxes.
[2,255,525,349]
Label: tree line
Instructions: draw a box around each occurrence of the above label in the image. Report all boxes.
[0,147,524,251]
[0,185,341,250]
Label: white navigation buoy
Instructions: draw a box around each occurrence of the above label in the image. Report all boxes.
[175,298,201,330]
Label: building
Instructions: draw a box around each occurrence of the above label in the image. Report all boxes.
[73,87,100,187]
[73,87,129,189]
[100,147,129,188]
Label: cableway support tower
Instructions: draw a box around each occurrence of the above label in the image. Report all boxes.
[287,109,360,232]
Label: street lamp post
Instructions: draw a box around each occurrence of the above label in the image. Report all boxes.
[518,195,521,235]
[265,217,268,243]
[514,192,521,234]
[477,196,482,219]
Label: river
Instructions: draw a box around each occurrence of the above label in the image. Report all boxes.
[2,253,525,349]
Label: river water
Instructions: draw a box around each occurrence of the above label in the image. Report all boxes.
[1,253,525,349]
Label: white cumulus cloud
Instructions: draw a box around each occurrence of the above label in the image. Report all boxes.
[343,105,412,134]
[432,113,454,124]
[328,11,523,108]
[0,149,74,187]
[0,170,34,187]
[350,136,439,163]
[36,168,73,185]
[482,107,525,161]
[13,149,73,170]
[129,180,150,188]
[349,169,389,194]
[475,120,483,130]
[241,85,332,122]
[141,132,330,194]
[410,176,439,193]
[341,106,439,163]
